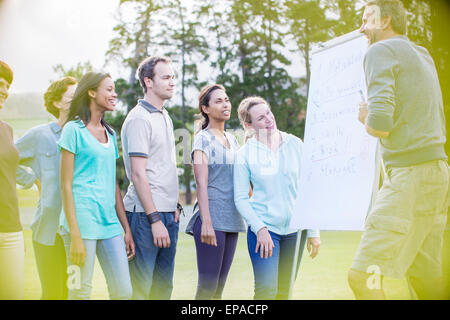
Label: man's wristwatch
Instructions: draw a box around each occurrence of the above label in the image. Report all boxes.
[147,211,161,224]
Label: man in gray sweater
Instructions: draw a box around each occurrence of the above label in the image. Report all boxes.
[349,0,449,300]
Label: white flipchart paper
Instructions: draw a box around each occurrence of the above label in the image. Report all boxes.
[290,32,378,231]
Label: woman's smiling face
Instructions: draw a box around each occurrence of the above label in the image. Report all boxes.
[248,103,277,133]
[91,76,117,111]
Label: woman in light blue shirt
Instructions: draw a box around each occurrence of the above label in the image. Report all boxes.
[234,96,321,300]
[15,76,77,300]
[59,72,134,300]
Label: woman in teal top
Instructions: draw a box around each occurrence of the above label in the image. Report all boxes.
[59,72,134,300]
[234,96,321,300]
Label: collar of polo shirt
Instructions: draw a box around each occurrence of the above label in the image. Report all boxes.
[138,99,164,114]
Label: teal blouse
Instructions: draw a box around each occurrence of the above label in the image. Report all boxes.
[58,120,123,240]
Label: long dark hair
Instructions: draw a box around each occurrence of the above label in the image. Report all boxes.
[196,84,226,133]
[65,72,114,134]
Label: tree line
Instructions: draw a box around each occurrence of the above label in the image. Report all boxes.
[56,0,450,204]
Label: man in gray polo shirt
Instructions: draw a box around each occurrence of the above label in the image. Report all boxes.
[121,56,181,300]
[349,0,449,300]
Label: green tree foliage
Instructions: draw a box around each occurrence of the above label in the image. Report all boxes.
[238,0,304,136]
[197,0,306,137]
[323,0,363,37]
[195,0,235,82]
[158,0,209,123]
[52,61,93,81]
[285,0,332,97]
[104,0,450,195]
[155,0,210,204]
[106,0,162,113]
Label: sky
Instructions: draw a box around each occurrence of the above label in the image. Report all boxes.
[0,0,120,94]
[0,0,306,98]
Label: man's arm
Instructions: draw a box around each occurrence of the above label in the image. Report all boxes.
[130,156,171,248]
[365,123,390,138]
[358,102,390,138]
[361,43,398,139]
[16,167,37,190]
[15,128,38,188]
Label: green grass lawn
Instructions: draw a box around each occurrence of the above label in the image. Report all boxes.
[22,228,423,300]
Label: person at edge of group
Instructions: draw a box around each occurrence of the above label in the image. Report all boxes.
[185,84,246,300]
[58,72,135,300]
[349,0,449,300]
[0,60,24,300]
[233,96,321,300]
[121,56,182,300]
[14,77,77,300]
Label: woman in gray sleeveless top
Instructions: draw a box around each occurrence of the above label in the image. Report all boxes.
[186,84,246,300]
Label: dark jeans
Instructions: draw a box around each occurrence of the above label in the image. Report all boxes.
[32,233,68,300]
[193,216,239,300]
[247,228,307,300]
[126,211,179,300]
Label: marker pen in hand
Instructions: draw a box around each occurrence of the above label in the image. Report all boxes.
[358,90,368,125]
[359,90,367,103]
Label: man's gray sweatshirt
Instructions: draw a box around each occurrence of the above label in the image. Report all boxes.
[364,35,447,168]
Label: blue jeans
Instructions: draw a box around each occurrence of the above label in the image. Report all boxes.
[61,233,132,300]
[126,211,179,300]
[247,228,307,300]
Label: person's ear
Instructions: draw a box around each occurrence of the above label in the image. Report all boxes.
[201,104,210,115]
[243,121,253,130]
[381,16,392,31]
[144,77,153,91]
[87,89,96,99]
[53,100,62,110]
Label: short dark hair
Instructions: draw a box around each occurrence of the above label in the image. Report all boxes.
[366,0,407,35]
[137,56,172,93]
[44,77,77,118]
[0,60,13,85]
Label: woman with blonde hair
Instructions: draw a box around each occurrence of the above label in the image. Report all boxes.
[234,96,320,300]
[186,84,246,299]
